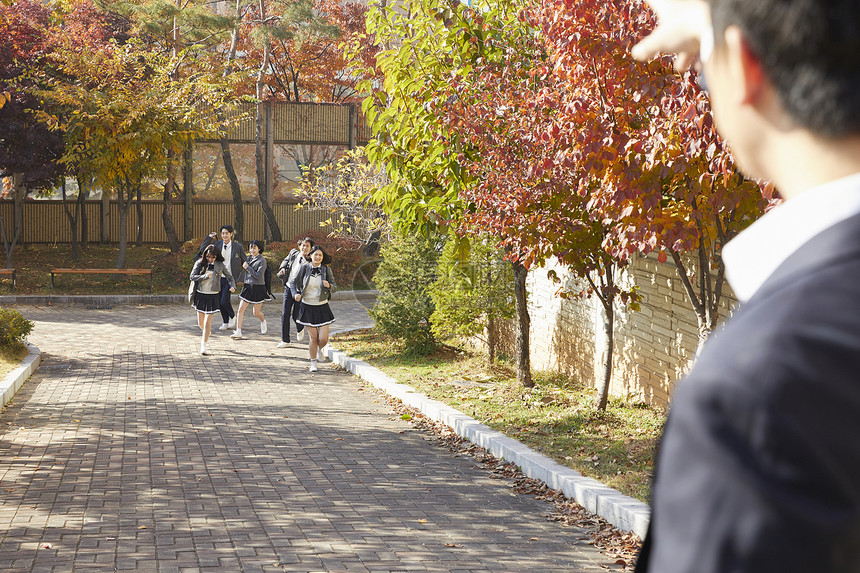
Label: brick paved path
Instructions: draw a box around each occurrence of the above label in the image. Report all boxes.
[0,302,615,572]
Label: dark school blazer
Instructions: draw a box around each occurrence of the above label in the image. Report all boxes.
[636,211,860,573]
[278,248,307,286]
[196,237,247,283]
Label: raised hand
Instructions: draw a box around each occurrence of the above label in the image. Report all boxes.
[631,0,712,71]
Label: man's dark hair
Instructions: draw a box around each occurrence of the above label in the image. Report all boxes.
[221,224,234,234]
[709,0,860,137]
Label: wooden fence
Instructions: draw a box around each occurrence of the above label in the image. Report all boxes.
[0,200,331,245]
[200,101,371,146]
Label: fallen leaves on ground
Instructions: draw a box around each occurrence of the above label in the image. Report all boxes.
[367,381,642,571]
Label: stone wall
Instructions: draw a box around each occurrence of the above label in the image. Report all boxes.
[490,254,738,407]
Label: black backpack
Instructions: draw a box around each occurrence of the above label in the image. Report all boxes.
[264,265,275,301]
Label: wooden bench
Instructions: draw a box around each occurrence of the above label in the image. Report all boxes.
[0,268,16,292]
[50,268,152,294]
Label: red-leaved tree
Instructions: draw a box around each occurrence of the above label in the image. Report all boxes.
[436,2,640,404]
[540,0,771,354]
[0,0,64,266]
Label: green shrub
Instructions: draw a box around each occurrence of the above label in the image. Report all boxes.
[369,230,443,353]
[430,235,514,361]
[0,308,34,347]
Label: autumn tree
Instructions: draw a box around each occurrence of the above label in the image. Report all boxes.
[355,0,466,234]
[50,0,133,259]
[299,146,389,255]
[432,1,646,405]
[360,0,545,384]
[217,0,253,243]
[93,0,236,251]
[0,0,64,266]
[33,39,229,268]
[358,0,634,396]
[540,0,769,353]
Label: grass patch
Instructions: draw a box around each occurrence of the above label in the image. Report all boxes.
[0,341,29,380]
[331,328,664,503]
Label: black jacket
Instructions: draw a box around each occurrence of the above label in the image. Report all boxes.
[637,212,860,573]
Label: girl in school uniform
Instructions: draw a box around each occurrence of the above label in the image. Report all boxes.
[191,245,236,355]
[276,236,314,347]
[290,245,336,372]
[231,240,268,339]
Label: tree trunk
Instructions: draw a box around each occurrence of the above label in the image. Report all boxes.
[219,132,244,243]
[1,173,24,268]
[101,190,110,244]
[511,260,533,387]
[594,303,614,411]
[162,151,182,252]
[115,180,130,269]
[362,229,382,257]
[259,183,282,241]
[487,315,497,364]
[486,264,497,364]
[12,173,25,253]
[255,102,282,242]
[135,183,143,247]
[254,9,282,244]
[61,179,80,261]
[0,212,12,269]
[670,250,721,356]
[265,102,281,242]
[183,145,194,242]
[77,176,89,250]
[214,0,245,242]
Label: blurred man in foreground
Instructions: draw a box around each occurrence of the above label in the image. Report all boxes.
[632,1,860,571]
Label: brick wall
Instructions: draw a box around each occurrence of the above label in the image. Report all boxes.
[490,254,738,407]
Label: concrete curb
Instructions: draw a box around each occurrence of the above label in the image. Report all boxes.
[0,289,378,307]
[1,342,40,407]
[322,341,651,539]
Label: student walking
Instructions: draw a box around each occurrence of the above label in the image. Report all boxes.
[191,245,236,355]
[196,225,246,331]
[290,246,336,372]
[276,237,314,348]
[231,240,268,339]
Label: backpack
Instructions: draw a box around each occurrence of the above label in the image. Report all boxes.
[264,265,275,301]
[281,248,300,285]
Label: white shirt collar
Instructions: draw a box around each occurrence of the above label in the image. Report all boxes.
[723,172,860,302]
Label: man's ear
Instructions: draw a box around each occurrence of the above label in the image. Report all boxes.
[724,25,766,105]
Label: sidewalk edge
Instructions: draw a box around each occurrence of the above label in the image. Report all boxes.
[322,341,651,539]
[1,342,41,407]
[0,290,376,306]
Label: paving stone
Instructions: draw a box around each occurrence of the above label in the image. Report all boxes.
[0,302,619,572]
